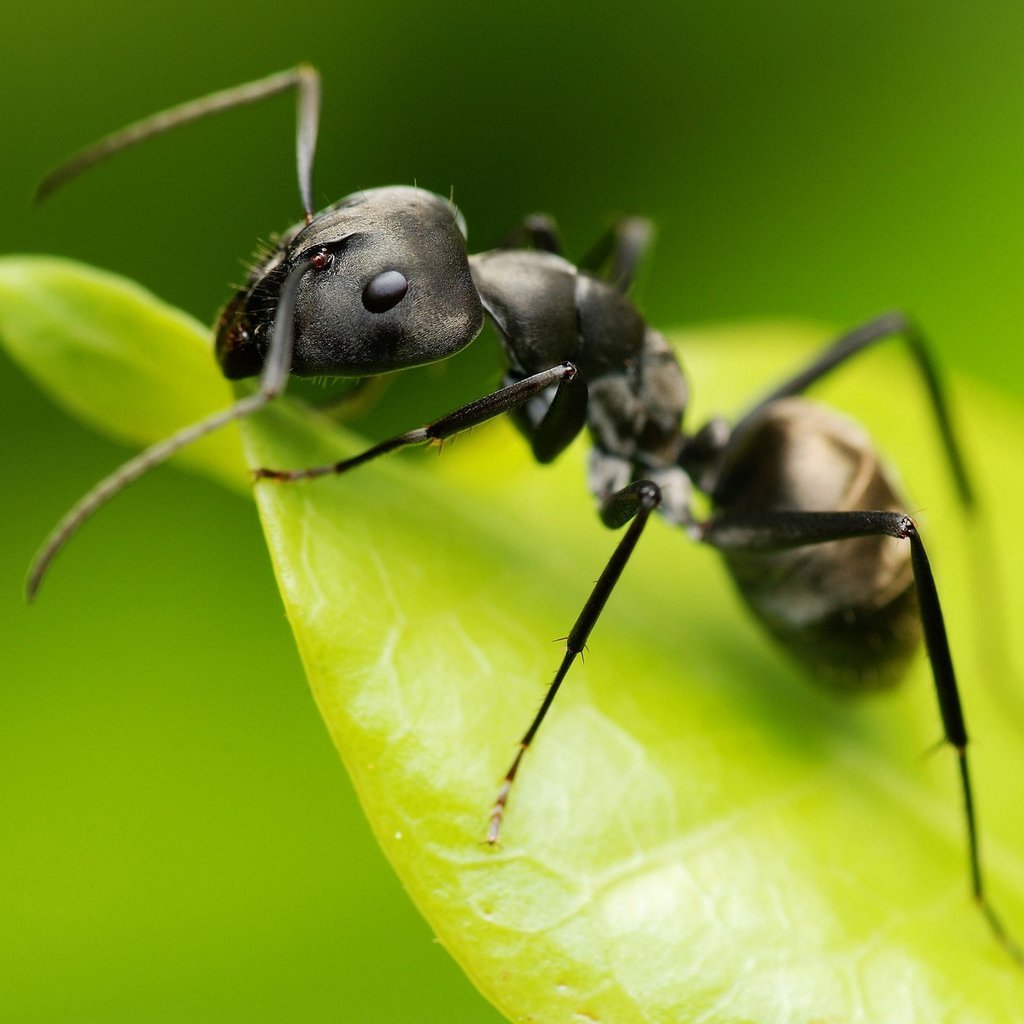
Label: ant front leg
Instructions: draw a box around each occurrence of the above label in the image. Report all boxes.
[488,478,662,844]
[703,508,1023,966]
[253,363,579,481]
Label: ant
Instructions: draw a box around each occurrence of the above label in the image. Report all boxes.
[27,65,1021,966]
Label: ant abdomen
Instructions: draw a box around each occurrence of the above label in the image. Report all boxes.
[711,397,920,689]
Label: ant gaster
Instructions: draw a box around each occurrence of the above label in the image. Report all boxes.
[27,66,1021,966]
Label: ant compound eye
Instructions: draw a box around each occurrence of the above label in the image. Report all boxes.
[362,270,409,313]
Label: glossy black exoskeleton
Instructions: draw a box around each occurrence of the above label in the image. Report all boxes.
[27,66,1020,965]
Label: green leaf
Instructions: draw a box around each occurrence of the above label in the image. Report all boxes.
[4,257,1023,1021]
[244,332,1024,1022]
[0,255,246,492]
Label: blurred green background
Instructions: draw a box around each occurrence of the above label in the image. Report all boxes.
[4,3,1024,1021]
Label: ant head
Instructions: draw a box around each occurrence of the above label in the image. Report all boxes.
[216,186,483,379]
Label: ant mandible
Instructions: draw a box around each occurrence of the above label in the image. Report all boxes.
[26,65,1021,966]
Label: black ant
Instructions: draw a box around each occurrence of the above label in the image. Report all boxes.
[27,65,1021,966]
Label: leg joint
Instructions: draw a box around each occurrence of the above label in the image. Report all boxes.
[599,478,662,529]
[896,513,916,540]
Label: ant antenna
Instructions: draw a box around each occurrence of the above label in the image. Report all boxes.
[35,66,321,222]
[26,259,314,601]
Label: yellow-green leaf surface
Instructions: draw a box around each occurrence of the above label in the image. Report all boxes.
[5,258,1024,1022]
